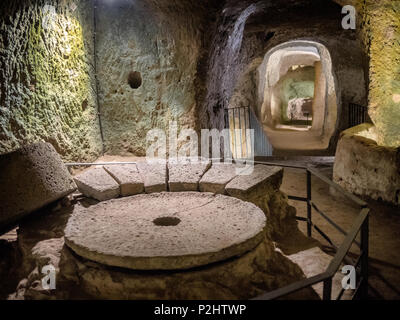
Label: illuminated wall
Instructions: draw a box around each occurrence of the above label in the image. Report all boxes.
[334,0,400,147]
[358,0,400,147]
[0,0,102,161]
[95,0,211,156]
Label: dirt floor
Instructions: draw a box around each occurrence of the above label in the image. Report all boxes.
[280,165,400,300]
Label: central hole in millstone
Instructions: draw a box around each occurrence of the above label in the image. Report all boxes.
[153,216,181,227]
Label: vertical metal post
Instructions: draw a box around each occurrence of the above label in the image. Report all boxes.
[307,169,312,237]
[363,106,366,123]
[352,104,354,126]
[355,105,357,125]
[351,103,354,127]
[224,109,227,129]
[323,278,332,300]
[360,214,369,299]
[232,108,237,159]
[357,105,359,125]
[351,104,353,127]
[244,107,248,158]
[238,108,243,159]
[349,104,351,127]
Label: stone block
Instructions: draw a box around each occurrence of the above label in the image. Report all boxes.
[288,247,352,300]
[0,142,77,230]
[333,124,400,205]
[74,167,120,201]
[104,164,144,196]
[199,163,239,194]
[225,165,283,200]
[64,192,266,270]
[136,160,167,193]
[168,158,211,191]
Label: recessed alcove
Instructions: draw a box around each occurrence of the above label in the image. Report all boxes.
[257,41,338,151]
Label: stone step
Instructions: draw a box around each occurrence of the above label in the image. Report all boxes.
[168,158,211,191]
[74,167,120,201]
[104,164,144,196]
[225,164,283,200]
[74,161,288,212]
[287,247,353,300]
[199,162,240,194]
[136,160,167,193]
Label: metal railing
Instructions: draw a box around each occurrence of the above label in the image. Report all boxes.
[349,103,369,128]
[224,106,274,157]
[224,106,252,159]
[250,159,369,300]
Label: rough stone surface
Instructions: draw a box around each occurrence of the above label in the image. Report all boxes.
[199,163,240,194]
[69,160,299,240]
[4,163,310,300]
[279,66,315,123]
[7,197,82,300]
[201,0,368,157]
[351,0,400,147]
[104,164,144,196]
[0,142,76,230]
[64,192,266,270]
[225,164,297,239]
[74,167,120,201]
[333,124,400,205]
[225,165,283,199]
[0,0,103,161]
[9,237,64,301]
[168,158,211,191]
[136,161,167,193]
[287,97,313,121]
[95,0,215,156]
[288,247,352,300]
[266,190,299,239]
[58,236,307,300]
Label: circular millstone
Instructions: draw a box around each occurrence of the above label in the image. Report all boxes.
[64,192,266,270]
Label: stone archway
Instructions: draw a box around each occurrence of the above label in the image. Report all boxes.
[257,40,339,151]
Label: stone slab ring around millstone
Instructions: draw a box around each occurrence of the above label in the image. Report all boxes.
[64,192,267,270]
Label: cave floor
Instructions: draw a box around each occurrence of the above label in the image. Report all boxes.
[1,158,399,300]
[264,126,329,151]
[280,165,400,300]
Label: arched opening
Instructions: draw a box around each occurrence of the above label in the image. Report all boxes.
[257,41,338,151]
[274,64,315,130]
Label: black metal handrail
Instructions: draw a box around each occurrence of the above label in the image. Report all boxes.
[249,159,369,300]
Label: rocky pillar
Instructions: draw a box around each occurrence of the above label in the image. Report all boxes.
[358,0,400,147]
